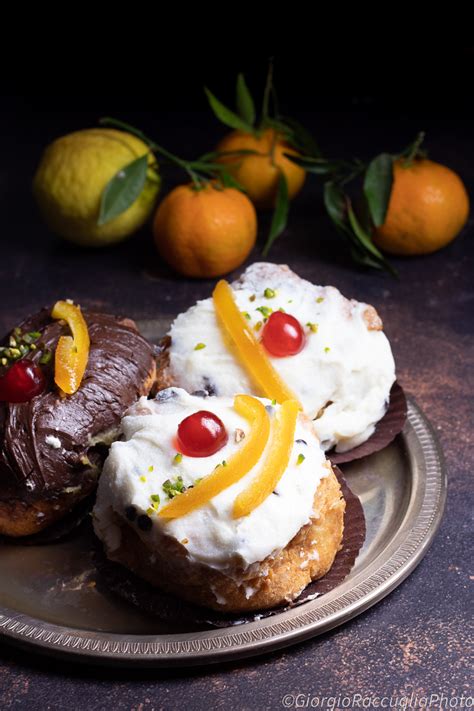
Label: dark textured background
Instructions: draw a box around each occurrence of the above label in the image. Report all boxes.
[0,48,473,709]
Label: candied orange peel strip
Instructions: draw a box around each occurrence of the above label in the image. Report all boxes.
[212,280,301,406]
[51,300,90,395]
[233,399,299,519]
[159,395,270,520]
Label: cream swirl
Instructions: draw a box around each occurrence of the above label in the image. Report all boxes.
[166,263,396,452]
[93,388,330,573]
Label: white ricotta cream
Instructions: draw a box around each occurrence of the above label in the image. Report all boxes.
[167,263,396,452]
[93,388,329,574]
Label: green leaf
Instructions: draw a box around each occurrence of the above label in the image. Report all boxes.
[261,59,274,121]
[235,74,255,126]
[98,154,149,226]
[397,131,427,164]
[219,170,246,192]
[261,117,292,139]
[323,182,347,228]
[262,116,320,158]
[100,117,155,148]
[204,88,254,133]
[262,172,289,256]
[323,183,397,277]
[188,161,228,173]
[280,117,320,157]
[197,149,258,162]
[363,153,393,227]
[347,202,398,276]
[286,154,340,175]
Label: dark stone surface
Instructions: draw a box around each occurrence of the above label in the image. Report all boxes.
[0,104,472,709]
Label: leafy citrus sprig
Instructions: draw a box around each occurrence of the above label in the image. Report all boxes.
[285,132,427,276]
[205,62,320,254]
[97,117,248,225]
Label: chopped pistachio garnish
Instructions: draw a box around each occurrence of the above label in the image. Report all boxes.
[256,305,272,319]
[271,399,277,406]
[324,347,331,353]
[249,294,256,302]
[194,342,206,351]
[297,453,306,465]
[39,350,52,365]
[146,507,155,516]
[241,311,251,320]
[254,320,263,332]
[140,475,147,483]
[316,296,324,303]
[288,299,293,304]
[148,465,154,472]
[23,331,41,344]
[1,329,44,369]
[173,452,183,465]
[278,307,286,313]
[163,476,186,499]
[264,287,276,299]
[306,322,318,333]
[150,494,160,503]
[222,460,227,467]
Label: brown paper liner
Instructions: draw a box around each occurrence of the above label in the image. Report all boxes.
[329,382,407,466]
[94,466,366,628]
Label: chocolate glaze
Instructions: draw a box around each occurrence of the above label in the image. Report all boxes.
[0,309,155,504]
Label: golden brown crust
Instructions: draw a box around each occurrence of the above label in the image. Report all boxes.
[103,468,345,613]
[0,488,96,537]
[363,305,383,331]
[0,359,158,538]
[154,336,174,391]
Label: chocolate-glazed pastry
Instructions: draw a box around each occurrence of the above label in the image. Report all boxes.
[0,308,157,537]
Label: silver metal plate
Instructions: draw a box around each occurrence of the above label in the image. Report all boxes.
[0,317,446,665]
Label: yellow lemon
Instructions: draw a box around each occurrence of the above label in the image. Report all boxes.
[33,128,160,247]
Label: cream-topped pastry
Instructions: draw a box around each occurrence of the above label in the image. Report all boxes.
[161,263,396,453]
[93,387,346,612]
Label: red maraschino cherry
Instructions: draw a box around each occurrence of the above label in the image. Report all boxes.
[177,410,228,457]
[0,360,46,403]
[261,311,306,357]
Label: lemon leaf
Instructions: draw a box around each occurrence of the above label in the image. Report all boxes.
[236,73,256,126]
[204,88,255,133]
[363,153,394,227]
[262,172,289,256]
[98,155,149,226]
